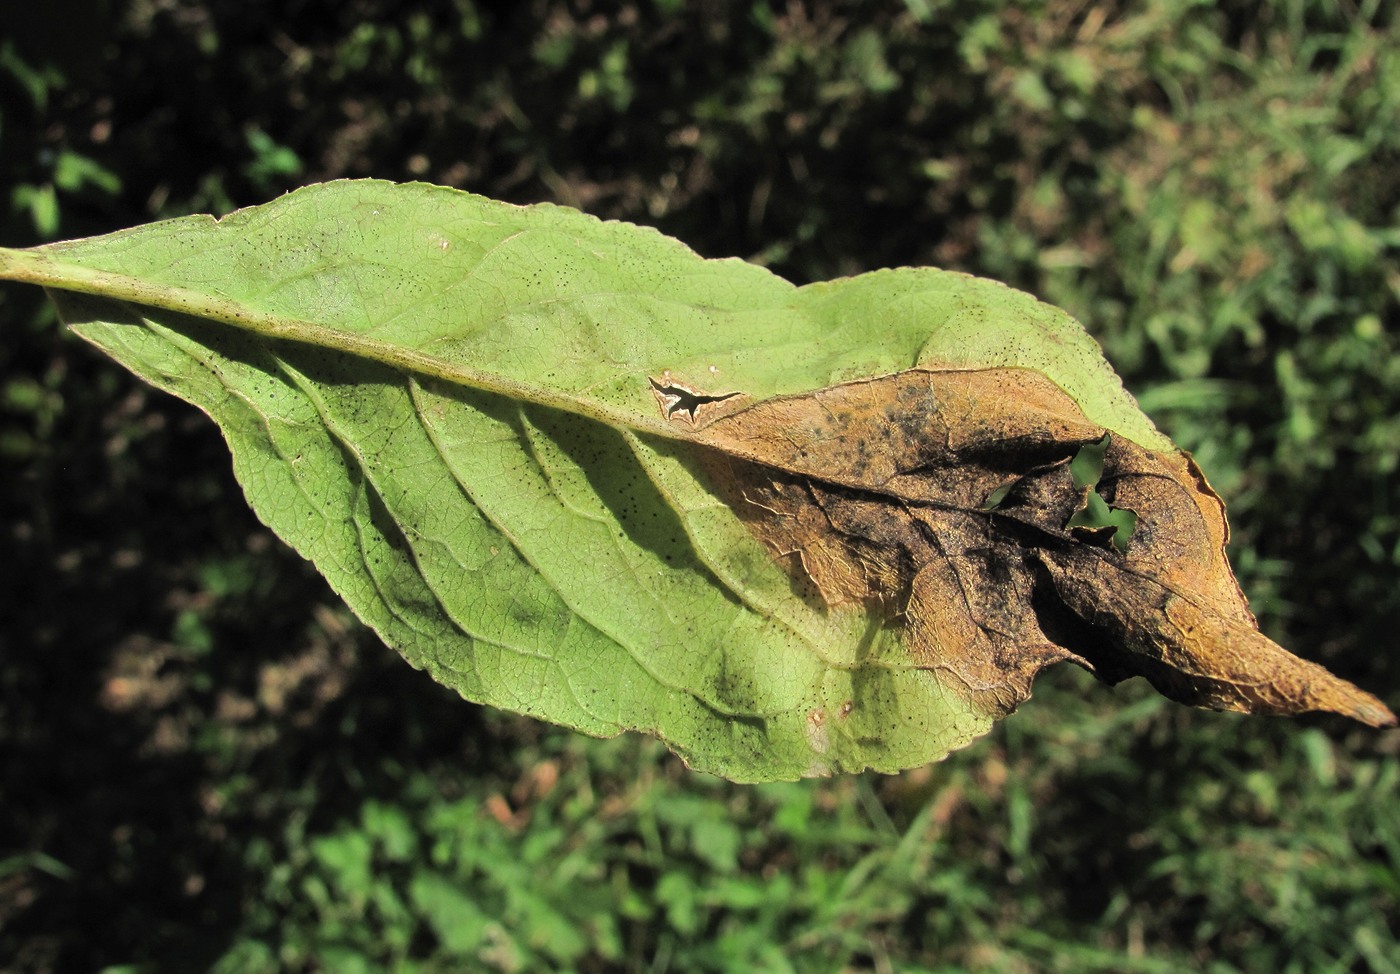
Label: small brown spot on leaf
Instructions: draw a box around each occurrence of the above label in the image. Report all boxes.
[685,367,1394,728]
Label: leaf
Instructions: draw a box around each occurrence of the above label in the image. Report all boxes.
[0,179,1390,782]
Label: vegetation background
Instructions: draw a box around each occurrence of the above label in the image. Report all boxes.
[2,1,1398,971]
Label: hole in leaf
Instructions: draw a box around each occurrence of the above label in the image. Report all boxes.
[1069,434,1108,490]
[1065,435,1137,553]
[982,482,1013,511]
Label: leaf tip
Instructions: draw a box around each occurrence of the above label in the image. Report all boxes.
[1342,696,1397,730]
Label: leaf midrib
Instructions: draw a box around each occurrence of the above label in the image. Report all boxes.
[0,246,681,440]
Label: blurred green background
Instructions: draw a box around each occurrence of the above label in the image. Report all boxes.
[2,1,1398,971]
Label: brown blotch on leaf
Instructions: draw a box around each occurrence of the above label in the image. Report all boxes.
[680,367,1395,728]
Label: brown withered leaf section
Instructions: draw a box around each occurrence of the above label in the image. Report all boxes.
[659,367,1395,727]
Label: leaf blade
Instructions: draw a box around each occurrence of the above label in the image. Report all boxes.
[5,178,1387,782]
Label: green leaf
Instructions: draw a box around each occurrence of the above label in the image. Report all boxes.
[0,180,1381,782]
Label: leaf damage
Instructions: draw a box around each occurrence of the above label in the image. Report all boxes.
[666,366,1395,728]
[649,372,747,426]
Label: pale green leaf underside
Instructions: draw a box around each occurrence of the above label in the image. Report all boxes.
[11,180,1169,780]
